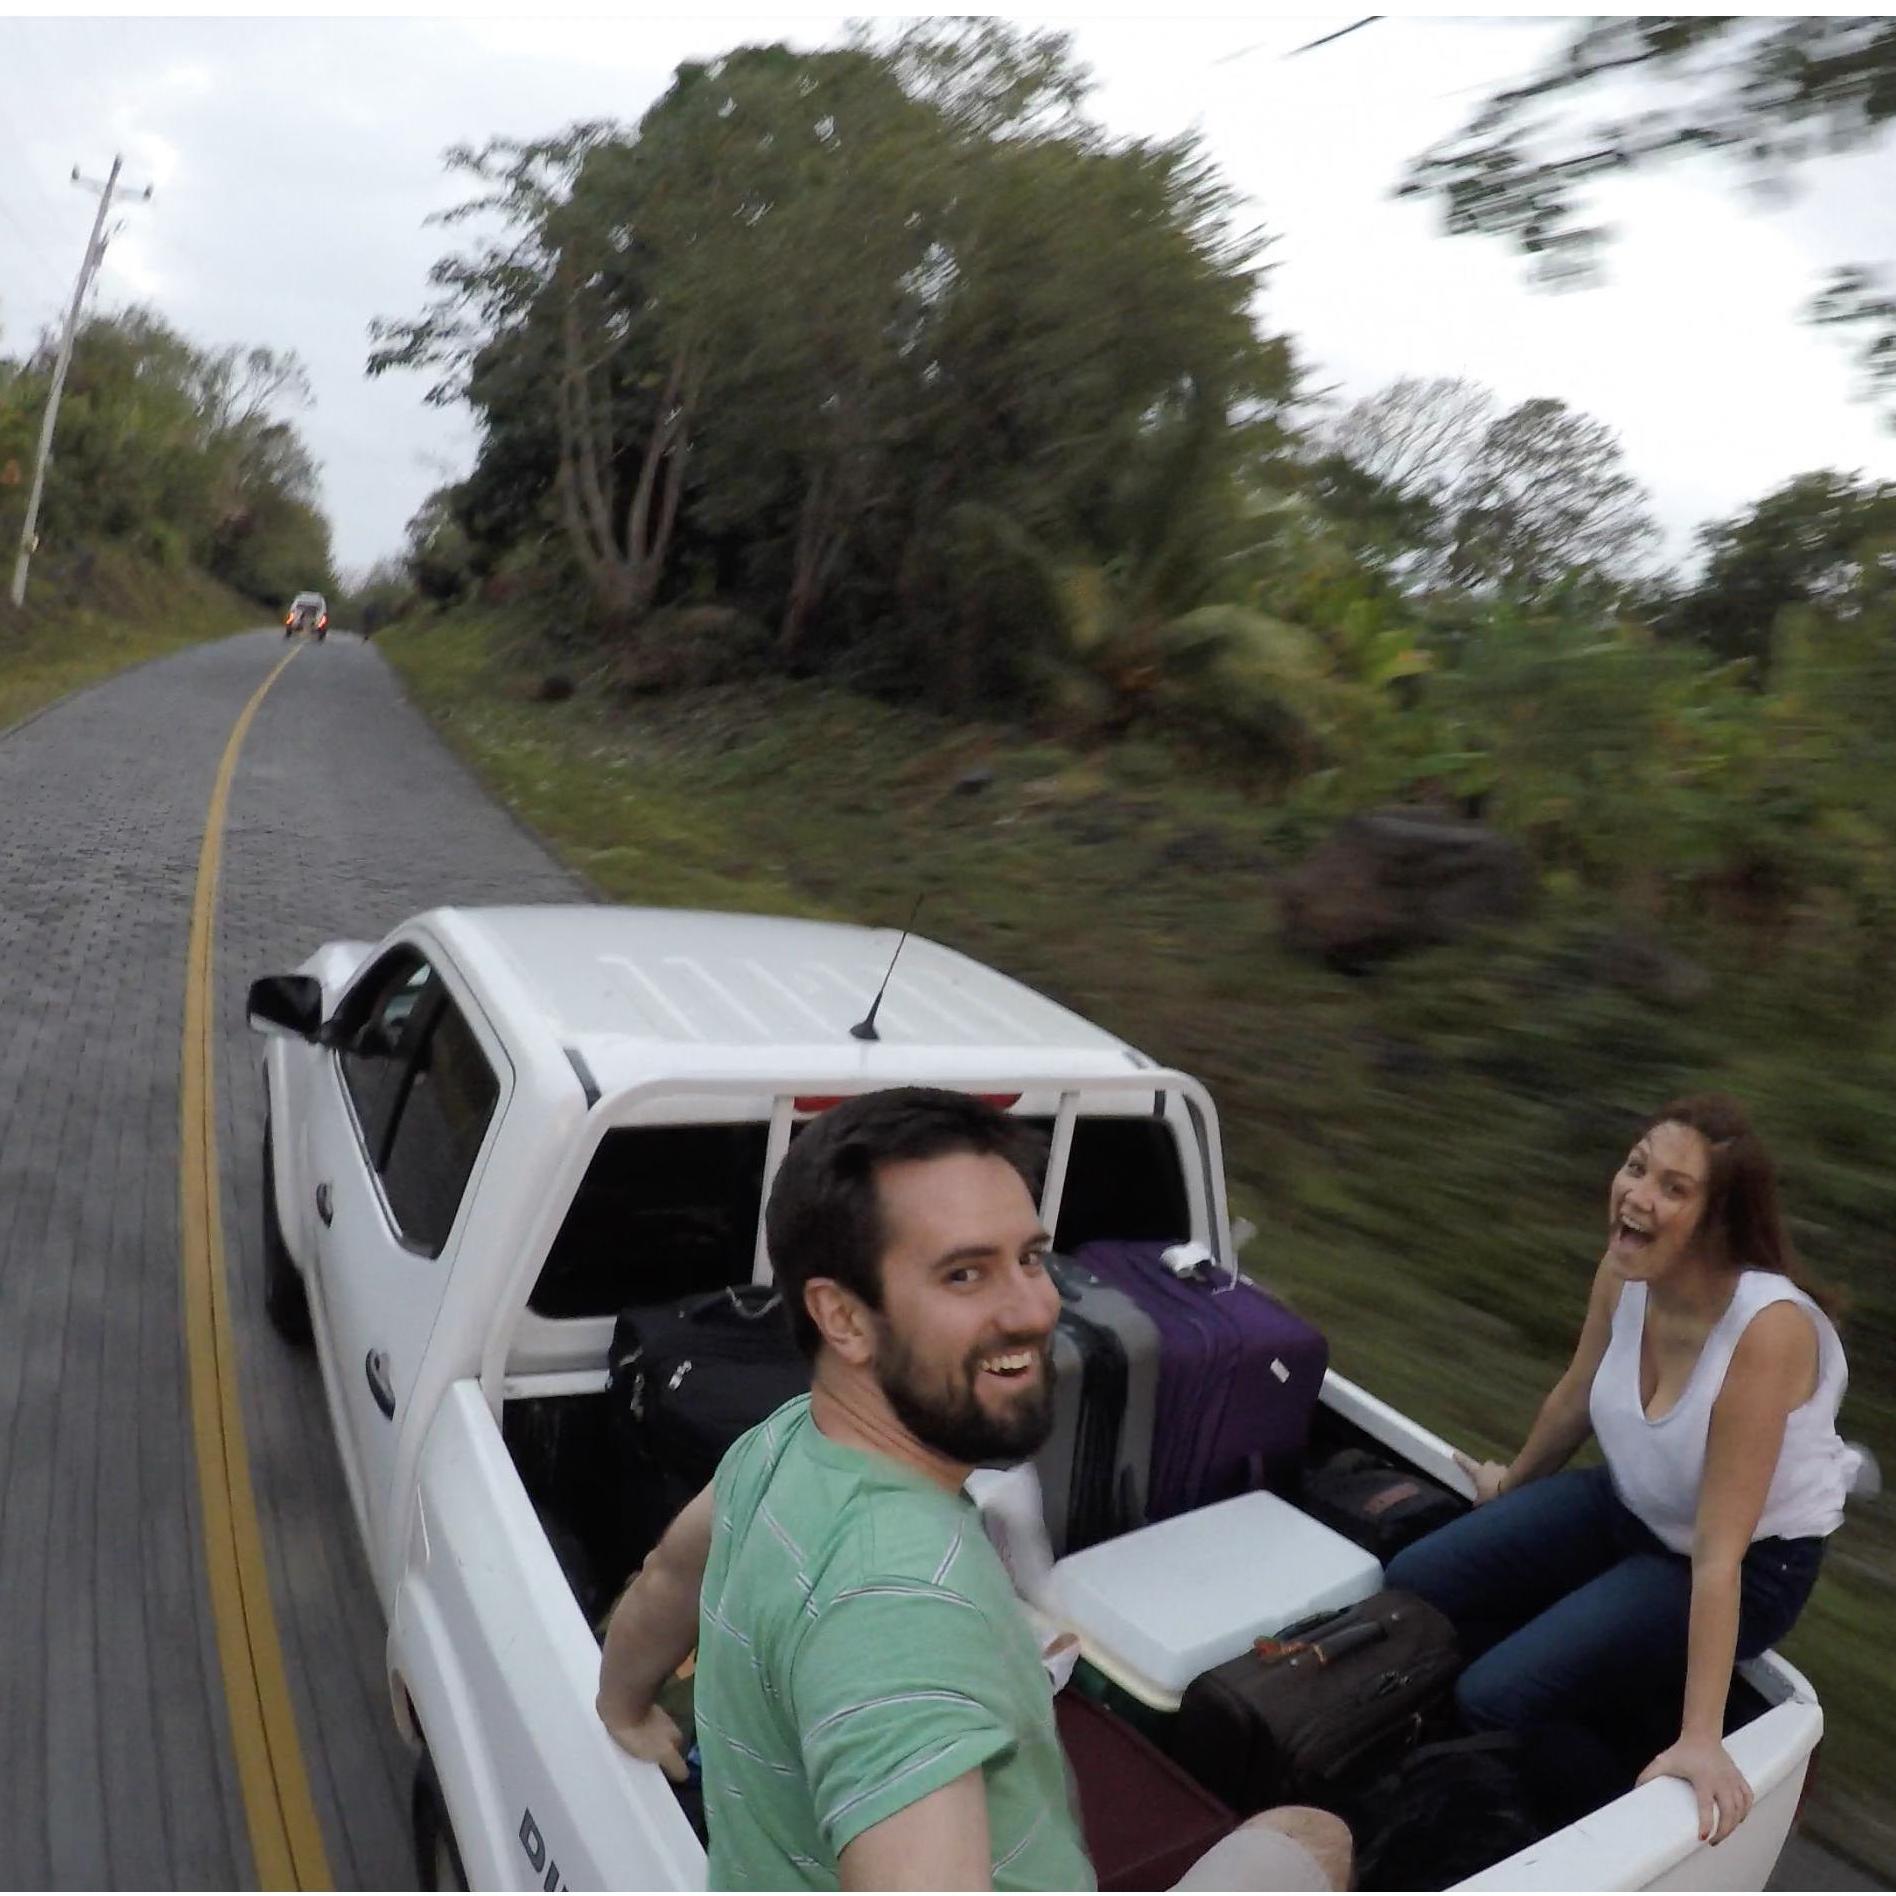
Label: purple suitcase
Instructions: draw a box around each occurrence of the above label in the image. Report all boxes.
[1072,1240,1328,1520]
[1072,1239,1236,1518]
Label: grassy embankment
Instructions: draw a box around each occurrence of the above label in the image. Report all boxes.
[382,603,1895,1876]
[0,545,257,732]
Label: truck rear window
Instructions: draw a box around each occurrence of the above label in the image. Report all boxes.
[528,1112,1191,1319]
[1034,1115,1191,1251]
[531,1124,770,1318]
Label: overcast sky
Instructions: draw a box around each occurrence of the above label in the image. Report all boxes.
[3,11,1893,579]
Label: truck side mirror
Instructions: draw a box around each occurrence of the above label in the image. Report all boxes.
[247,973,325,1042]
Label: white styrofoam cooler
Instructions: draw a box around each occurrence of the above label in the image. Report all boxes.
[1049,1491,1384,1712]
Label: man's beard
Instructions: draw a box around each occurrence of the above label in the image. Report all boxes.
[872,1323,1057,1466]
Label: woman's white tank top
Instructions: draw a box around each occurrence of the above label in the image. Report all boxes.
[1589,1269,1862,1556]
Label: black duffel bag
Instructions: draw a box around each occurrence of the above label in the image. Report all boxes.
[607,1285,810,1552]
[1352,1732,1546,1891]
[1171,1589,1460,1812]
[1352,1723,1636,1890]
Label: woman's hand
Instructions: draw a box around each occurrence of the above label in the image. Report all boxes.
[1451,1449,1511,1506]
[1638,1735,1754,1844]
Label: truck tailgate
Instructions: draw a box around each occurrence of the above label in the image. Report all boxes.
[1460,1667,1821,1891]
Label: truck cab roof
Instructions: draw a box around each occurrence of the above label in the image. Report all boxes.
[425,904,1157,1102]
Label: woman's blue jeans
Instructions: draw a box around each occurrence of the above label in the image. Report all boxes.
[1383,1466,1824,1743]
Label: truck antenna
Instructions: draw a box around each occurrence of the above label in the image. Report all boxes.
[850,895,924,1042]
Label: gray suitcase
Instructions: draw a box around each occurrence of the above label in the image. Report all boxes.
[1035,1321,1089,1558]
[1035,1255,1163,1555]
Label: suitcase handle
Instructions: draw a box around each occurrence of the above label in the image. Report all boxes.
[1254,1618,1388,1667]
[698,1286,784,1324]
[1273,1604,1351,1643]
[1159,1240,1242,1293]
[1309,1621,1388,1665]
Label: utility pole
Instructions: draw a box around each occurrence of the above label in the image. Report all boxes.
[8,154,154,609]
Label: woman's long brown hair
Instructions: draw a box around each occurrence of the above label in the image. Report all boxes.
[1645,1094,1844,1322]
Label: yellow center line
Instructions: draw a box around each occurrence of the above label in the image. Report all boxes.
[180,642,334,1891]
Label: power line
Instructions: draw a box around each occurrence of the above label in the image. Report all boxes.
[1216,16,1383,67]
[1290,17,1382,57]
[0,199,68,312]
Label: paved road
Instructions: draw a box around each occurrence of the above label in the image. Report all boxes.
[0,629,579,1888]
[1772,1831,1886,1891]
[0,627,1880,1889]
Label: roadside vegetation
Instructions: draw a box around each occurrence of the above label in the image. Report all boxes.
[0,542,256,732]
[0,305,336,720]
[382,601,1894,1872]
[364,15,1889,1872]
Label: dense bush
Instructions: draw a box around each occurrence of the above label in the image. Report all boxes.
[0,309,334,609]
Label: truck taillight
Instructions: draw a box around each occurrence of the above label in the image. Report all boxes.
[318,614,328,629]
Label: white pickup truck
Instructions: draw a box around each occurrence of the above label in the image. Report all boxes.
[247,903,1825,1892]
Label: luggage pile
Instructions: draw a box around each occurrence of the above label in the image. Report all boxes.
[998,1240,1482,1881]
[599,1238,1495,1880]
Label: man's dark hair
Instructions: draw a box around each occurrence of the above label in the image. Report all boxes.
[765,1087,1048,1359]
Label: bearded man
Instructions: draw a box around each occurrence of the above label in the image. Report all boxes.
[596,1088,1348,1893]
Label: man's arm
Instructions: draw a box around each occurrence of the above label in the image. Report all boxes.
[839,1770,992,1892]
[596,1485,715,1776]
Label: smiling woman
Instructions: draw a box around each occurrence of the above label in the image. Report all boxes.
[1606,1122,1707,1273]
[1384,1093,1867,1849]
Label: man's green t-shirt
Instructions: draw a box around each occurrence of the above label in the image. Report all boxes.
[695,1396,1094,1892]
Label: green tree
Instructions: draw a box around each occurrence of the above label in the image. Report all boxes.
[1400,18,1896,412]
[873,45,1292,707]
[1445,397,1658,602]
[372,24,1295,713]
[1671,470,1896,670]
[624,44,943,658]
[367,122,666,624]
[1320,374,1494,568]
[404,488,475,603]
[1,307,332,600]
[1313,378,1658,604]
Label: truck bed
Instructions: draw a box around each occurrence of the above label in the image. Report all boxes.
[476,1375,1819,1892]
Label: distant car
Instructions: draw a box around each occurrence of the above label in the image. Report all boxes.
[285,591,329,639]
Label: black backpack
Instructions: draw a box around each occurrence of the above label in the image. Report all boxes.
[1297,1446,1468,1561]
[1353,1725,1634,1892]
